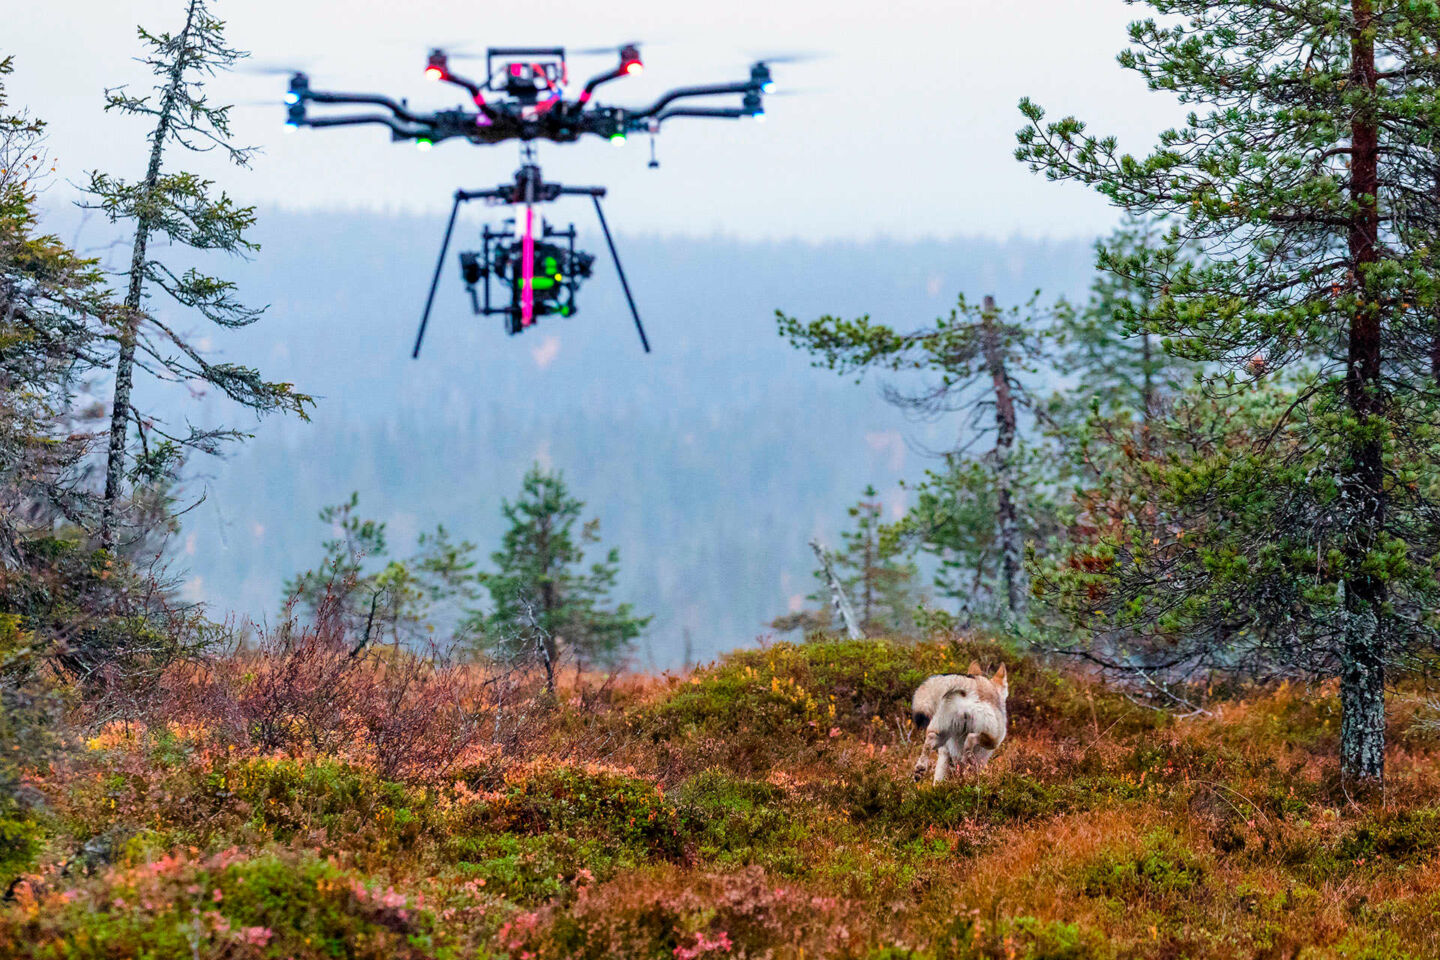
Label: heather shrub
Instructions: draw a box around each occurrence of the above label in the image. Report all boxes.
[671,770,803,867]
[511,866,865,960]
[0,850,463,960]
[466,764,689,860]
[932,913,1113,960]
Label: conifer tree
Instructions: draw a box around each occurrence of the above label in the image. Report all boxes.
[0,56,112,557]
[86,0,311,547]
[284,493,481,653]
[774,485,916,637]
[1016,0,1440,782]
[1053,213,1197,429]
[474,465,648,691]
[778,293,1065,621]
[0,57,200,702]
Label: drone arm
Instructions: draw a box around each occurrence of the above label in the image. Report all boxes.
[439,72,497,117]
[300,113,429,138]
[304,89,430,125]
[653,106,748,124]
[632,81,756,118]
[580,65,630,102]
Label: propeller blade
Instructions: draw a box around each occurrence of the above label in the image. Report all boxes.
[570,40,646,55]
[747,50,829,65]
[238,62,311,76]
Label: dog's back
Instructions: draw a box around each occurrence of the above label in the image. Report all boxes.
[910,662,1009,781]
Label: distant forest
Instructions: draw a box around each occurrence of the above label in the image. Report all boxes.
[50,207,1093,665]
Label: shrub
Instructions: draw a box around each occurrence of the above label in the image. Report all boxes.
[0,850,464,960]
[159,598,484,781]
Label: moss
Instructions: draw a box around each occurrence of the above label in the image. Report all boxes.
[1332,808,1440,868]
[0,809,43,887]
[1079,829,1206,901]
[934,913,1114,960]
[671,769,805,868]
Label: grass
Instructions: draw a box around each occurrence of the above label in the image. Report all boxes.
[2,635,1439,958]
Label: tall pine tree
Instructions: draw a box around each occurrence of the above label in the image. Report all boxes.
[86,0,311,547]
[1016,0,1440,782]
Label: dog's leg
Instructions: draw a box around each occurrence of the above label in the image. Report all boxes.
[913,724,940,782]
[911,747,930,782]
[963,733,995,774]
[933,742,952,783]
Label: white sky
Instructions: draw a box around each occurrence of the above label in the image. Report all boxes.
[13,0,1182,241]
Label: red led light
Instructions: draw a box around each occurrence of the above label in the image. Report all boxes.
[623,60,643,75]
[425,66,444,80]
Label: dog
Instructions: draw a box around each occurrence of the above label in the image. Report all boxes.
[910,661,1008,783]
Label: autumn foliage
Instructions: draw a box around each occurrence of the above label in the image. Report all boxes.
[2,632,1440,959]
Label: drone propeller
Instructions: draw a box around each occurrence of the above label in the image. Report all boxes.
[570,40,647,55]
[745,50,828,65]
[425,46,486,61]
[238,61,312,76]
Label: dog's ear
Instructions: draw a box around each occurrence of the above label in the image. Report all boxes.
[967,660,983,676]
[992,663,1008,692]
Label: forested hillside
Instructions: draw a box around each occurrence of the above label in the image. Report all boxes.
[147,213,1093,663]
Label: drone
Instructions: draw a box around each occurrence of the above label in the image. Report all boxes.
[281,44,775,355]
[282,44,771,146]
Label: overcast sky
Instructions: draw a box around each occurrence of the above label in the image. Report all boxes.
[14,1,1183,241]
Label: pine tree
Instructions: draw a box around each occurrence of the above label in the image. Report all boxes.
[895,450,1061,628]
[1053,213,1197,429]
[778,293,1066,621]
[284,493,481,653]
[1015,0,1440,782]
[474,465,649,691]
[86,0,312,547]
[0,56,113,557]
[774,485,917,637]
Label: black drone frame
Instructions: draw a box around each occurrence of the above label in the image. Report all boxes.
[413,163,649,357]
[282,46,771,146]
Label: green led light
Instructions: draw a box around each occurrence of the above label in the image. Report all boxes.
[609,133,626,144]
[531,277,556,291]
[542,257,558,272]
[560,305,572,316]
[416,138,433,151]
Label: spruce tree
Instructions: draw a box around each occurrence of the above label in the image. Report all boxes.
[1053,213,1197,429]
[475,465,648,691]
[1015,0,1440,782]
[86,0,311,547]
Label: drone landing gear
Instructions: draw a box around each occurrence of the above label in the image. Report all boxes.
[411,165,651,358]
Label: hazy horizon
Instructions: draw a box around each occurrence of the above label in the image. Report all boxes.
[14,0,1182,242]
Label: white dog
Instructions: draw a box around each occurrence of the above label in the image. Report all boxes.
[910,661,1008,783]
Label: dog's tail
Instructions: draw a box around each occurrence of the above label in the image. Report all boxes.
[940,689,973,740]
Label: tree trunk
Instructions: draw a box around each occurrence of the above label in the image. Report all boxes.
[99,0,199,549]
[811,538,863,640]
[1340,0,1386,784]
[980,295,1025,616]
[1140,332,1155,425]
